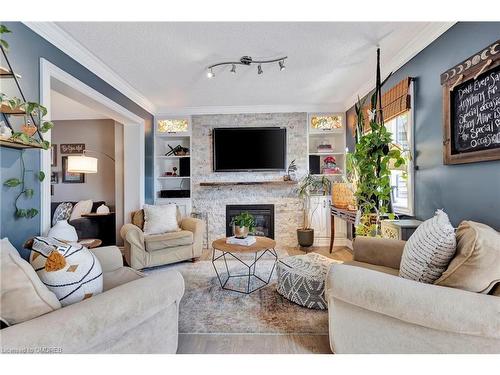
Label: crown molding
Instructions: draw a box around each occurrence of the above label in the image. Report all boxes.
[24,22,156,114]
[342,22,456,110]
[156,103,345,117]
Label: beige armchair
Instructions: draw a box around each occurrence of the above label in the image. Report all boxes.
[120,209,204,270]
[326,237,500,354]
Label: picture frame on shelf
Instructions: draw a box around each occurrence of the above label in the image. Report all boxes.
[50,172,58,184]
[62,156,85,183]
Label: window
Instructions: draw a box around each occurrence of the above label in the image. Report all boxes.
[309,114,343,132]
[386,110,414,216]
[157,118,189,134]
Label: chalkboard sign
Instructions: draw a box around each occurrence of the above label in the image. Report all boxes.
[441,40,500,164]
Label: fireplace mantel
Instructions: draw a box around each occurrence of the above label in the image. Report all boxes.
[199,180,297,187]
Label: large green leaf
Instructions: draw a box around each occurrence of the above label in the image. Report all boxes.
[24,189,34,198]
[16,209,27,218]
[4,178,21,187]
[26,208,39,218]
[38,171,45,182]
[40,121,54,133]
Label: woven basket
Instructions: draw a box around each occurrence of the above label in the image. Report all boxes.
[332,183,355,209]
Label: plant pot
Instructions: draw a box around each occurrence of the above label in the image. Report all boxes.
[297,228,314,247]
[234,225,249,239]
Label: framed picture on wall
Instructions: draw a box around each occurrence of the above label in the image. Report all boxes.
[51,144,57,167]
[62,156,85,183]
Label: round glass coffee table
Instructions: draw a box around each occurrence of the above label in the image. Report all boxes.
[212,236,277,294]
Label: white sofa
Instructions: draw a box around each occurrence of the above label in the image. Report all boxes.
[325,237,500,354]
[0,244,185,354]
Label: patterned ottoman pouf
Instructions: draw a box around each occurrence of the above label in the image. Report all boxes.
[277,253,340,309]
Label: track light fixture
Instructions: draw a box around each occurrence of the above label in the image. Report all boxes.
[206,55,287,78]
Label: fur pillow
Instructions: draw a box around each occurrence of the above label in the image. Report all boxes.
[399,210,456,284]
[143,204,179,235]
[30,237,103,306]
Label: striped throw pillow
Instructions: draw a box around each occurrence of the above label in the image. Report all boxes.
[399,210,456,284]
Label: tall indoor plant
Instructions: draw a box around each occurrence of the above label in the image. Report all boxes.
[296,174,331,247]
[350,48,405,236]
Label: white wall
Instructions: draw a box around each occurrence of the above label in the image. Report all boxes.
[51,119,116,207]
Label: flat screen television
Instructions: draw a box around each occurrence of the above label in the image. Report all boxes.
[213,127,287,172]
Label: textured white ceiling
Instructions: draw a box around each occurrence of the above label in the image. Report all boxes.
[55,22,445,112]
[51,90,108,120]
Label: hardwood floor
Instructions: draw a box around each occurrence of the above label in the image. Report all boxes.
[178,334,332,354]
[179,245,350,354]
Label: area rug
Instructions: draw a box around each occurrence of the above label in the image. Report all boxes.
[146,251,328,334]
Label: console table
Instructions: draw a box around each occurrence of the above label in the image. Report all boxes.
[330,206,357,253]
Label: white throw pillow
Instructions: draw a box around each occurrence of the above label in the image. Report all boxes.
[0,238,61,326]
[70,199,93,221]
[143,204,179,235]
[399,209,456,284]
[30,237,103,307]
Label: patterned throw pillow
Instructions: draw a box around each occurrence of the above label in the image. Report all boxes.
[29,237,103,306]
[52,202,73,226]
[399,210,456,284]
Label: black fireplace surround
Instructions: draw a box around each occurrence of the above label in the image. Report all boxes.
[226,204,275,239]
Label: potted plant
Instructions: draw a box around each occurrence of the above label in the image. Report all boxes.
[230,211,255,239]
[296,174,331,247]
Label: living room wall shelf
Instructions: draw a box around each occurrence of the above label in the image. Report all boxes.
[199,180,298,187]
[154,116,192,214]
[0,138,44,150]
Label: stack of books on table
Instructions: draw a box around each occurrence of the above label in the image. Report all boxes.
[226,236,256,246]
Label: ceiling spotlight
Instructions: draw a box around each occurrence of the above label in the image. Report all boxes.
[206,55,287,79]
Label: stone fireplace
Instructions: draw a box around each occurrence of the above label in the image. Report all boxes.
[191,112,308,247]
[226,204,275,238]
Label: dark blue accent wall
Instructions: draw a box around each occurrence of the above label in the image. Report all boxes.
[0,22,154,252]
[347,22,500,229]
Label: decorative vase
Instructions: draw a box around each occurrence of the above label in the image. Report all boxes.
[234,225,249,239]
[48,220,78,242]
[297,228,314,247]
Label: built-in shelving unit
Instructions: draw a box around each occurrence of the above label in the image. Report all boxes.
[153,117,192,216]
[306,113,348,247]
[307,113,347,180]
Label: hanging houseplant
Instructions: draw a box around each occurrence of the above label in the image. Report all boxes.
[350,48,406,236]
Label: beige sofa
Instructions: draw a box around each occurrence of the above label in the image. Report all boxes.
[120,209,204,270]
[326,237,500,354]
[0,244,184,354]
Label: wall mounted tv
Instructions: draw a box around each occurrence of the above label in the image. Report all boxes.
[213,127,287,172]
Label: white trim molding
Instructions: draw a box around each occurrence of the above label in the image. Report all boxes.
[26,22,156,114]
[157,103,345,117]
[342,22,455,110]
[39,58,145,234]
